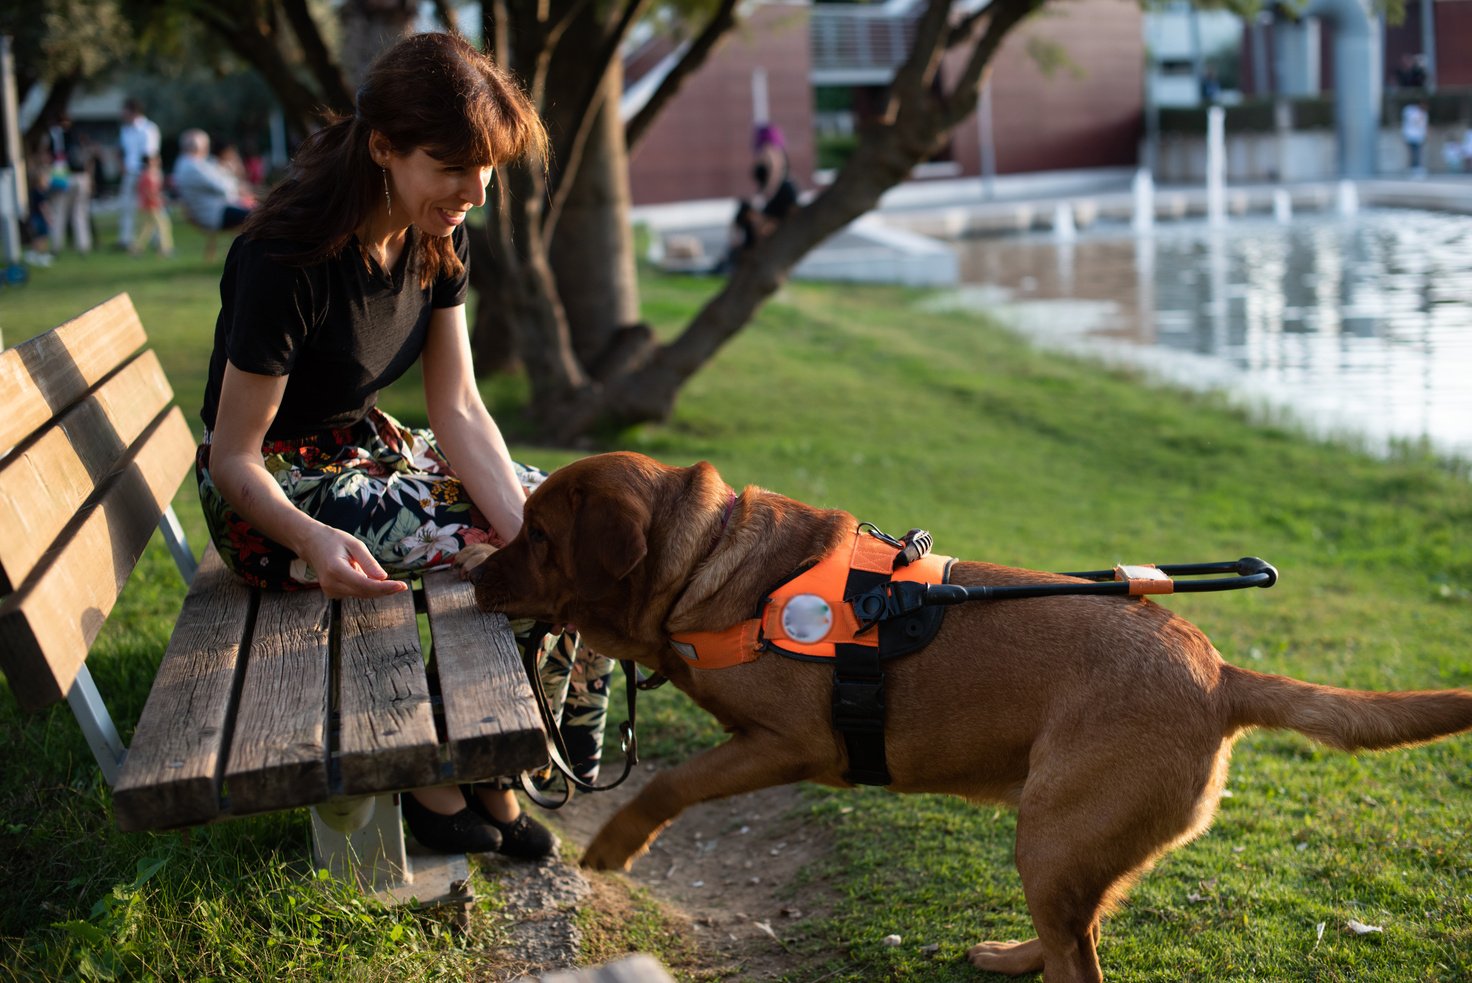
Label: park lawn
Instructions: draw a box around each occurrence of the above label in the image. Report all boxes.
[1,220,1470,981]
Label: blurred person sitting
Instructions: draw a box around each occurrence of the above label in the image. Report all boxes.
[723,122,800,269]
[172,129,253,232]
[216,142,259,207]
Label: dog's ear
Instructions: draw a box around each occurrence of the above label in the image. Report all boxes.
[571,491,649,599]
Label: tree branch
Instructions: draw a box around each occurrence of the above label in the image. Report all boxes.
[941,0,1045,129]
[885,0,956,120]
[541,0,650,240]
[946,2,990,48]
[625,0,741,152]
[429,0,460,33]
[185,0,334,132]
[545,0,597,51]
[280,0,354,111]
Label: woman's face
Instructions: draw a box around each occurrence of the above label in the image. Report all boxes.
[382,147,494,238]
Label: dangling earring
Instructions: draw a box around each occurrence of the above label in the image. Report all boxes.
[381,167,392,216]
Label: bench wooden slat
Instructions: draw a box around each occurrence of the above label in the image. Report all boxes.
[222,589,331,814]
[113,544,250,831]
[337,591,441,794]
[0,294,147,459]
[0,351,175,592]
[422,570,546,779]
[0,408,196,712]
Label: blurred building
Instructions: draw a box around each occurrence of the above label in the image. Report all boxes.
[623,0,1145,206]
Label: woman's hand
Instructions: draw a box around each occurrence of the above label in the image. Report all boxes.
[297,524,409,599]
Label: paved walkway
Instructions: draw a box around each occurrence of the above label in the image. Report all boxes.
[633,168,1472,286]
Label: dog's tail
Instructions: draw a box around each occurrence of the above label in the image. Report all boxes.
[1223,664,1472,751]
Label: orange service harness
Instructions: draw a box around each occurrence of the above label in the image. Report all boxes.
[669,526,955,785]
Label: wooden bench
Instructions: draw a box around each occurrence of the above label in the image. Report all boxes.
[0,294,548,914]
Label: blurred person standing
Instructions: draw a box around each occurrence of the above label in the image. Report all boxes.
[22,151,55,267]
[1402,101,1429,176]
[129,154,174,257]
[45,114,93,253]
[118,98,161,247]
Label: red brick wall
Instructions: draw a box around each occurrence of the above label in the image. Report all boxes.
[948,0,1144,175]
[1433,0,1472,87]
[628,3,815,205]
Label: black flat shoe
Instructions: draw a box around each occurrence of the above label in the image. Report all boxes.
[402,792,502,854]
[463,786,559,860]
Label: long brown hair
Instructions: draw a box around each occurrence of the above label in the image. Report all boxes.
[243,32,545,287]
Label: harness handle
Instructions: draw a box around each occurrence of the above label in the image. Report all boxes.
[853,557,1278,631]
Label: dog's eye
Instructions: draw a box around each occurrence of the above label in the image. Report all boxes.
[527,526,547,545]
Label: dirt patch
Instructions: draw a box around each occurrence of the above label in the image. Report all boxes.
[543,764,838,980]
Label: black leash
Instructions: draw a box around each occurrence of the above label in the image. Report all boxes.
[515,624,645,809]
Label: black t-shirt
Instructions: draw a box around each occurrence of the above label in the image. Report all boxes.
[200,224,469,440]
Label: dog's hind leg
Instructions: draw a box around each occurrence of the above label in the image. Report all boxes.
[970,735,1230,981]
[581,733,811,871]
[967,796,1138,981]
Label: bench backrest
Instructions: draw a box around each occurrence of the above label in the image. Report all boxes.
[0,294,197,712]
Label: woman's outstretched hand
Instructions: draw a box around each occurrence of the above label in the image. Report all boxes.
[300,526,409,599]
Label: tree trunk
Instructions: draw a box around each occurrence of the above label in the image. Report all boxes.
[338,0,419,88]
[471,152,589,427]
[546,58,645,374]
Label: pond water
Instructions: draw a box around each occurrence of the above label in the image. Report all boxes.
[934,210,1472,463]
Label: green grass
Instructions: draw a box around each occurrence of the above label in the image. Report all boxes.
[3,216,1471,980]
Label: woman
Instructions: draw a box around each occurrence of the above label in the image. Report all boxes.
[197,31,609,858]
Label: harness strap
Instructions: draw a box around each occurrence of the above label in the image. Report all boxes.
[515,625,640,809]
[833,564,893,785]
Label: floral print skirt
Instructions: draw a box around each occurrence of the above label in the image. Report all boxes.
[196,406,612,782]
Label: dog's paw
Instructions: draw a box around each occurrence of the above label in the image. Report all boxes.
[452,543,497,581]
[967,938,1044,976]
[580,821,660,871]
[579,840,637,872]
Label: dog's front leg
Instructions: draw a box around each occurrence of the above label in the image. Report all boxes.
[582,733,809,871]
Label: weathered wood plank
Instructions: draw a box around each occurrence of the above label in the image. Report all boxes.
[0,294,146,459]
[0,351,175,592]
[421,570,546,781]
[222,588,331,814]
[113,545,251,831]
[0,408,196,712]
[336,589,441,794]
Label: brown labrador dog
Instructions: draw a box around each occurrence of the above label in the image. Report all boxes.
[456,451,1472,982]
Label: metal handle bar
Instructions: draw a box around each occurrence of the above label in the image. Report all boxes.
[851,557,1277,629]
[1057,557,1277,583]
[925,556,1278,605]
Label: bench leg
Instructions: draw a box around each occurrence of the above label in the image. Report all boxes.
[156,505,198,584]
[309,794,475,915]
[68,664,125,785]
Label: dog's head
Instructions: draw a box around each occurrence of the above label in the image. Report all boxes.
[466,452,735,641]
